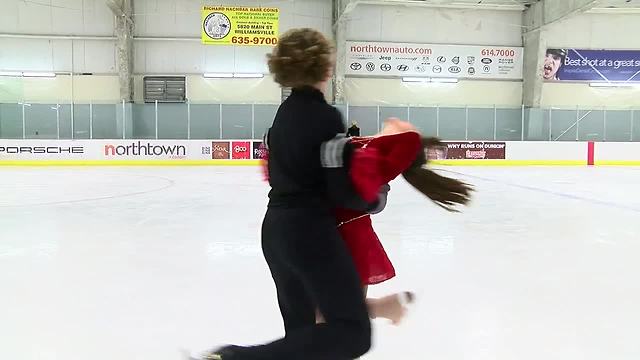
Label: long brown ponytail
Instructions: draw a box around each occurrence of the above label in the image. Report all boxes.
[401,137,473,212]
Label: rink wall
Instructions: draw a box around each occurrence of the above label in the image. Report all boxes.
[0,140,264,166]
[0,140,639,166]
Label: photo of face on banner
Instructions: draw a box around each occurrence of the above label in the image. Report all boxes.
[543,49,566,81]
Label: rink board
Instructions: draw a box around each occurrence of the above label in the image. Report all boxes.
[0,140,639,166]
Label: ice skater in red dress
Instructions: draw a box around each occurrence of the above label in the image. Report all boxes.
[261,118,472,325]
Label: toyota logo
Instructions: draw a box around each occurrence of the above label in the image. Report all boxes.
[350,62,362,70]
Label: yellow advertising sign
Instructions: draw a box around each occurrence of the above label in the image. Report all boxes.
[201,6,279,46]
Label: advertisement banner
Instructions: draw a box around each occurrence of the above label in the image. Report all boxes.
[428,142,506,160]
[346,41,523,79]
[201,6,279,46]
[103,141,189,160]
[0,140,265,162]
[0,142,87,160]
[231,141,251,159]
[252,141,266,159]
[543,49,640,82]
[210,141,231,159]
[0,140,202,161]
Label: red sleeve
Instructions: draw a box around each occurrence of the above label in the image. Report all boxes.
[348,131,422,202]
[377,132,422,183]
[349,147,383,203]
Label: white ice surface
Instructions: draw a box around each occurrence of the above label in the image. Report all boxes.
[1,166,639,360]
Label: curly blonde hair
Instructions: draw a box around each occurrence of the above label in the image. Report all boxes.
[267,28,335,88]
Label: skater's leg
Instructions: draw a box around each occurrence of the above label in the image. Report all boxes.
[317,286,366,324]
[287,212,371,359]
[217,208,371,360]
[262,236,316,333]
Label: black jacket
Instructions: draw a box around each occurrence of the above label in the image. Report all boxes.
[346,125,360,137]
[264,86,372,211]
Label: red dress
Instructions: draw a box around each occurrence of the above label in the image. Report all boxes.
[335,132,421,285]
[261,131,422,285]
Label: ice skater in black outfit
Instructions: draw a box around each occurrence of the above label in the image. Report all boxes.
[195,28,379,360]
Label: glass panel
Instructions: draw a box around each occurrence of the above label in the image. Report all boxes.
[190,104,221,140]
[604,110,632,142]
[348,106,378,136]
[577,110,604,141]
[132,103,156,139]
[633,110,640,142]
[25,104,57,139]
[158,103,188,139]
[379,107,409,123]
[496,108,523,141]
[467,108,494,140]
[438,107,466,140]
[92,104,118,139]
[550,109,577,141]
[408,107,437,136]
[72,104,91,139]
[254,104,278,139]
[0,103,23,139]
[58,104,73,139]
[221,104,251,139]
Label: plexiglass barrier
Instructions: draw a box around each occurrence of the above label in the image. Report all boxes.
[1,101,639,141]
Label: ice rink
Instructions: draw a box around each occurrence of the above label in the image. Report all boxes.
[1,166,639,360]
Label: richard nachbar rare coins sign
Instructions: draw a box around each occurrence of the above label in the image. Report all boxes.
[202,6,279,46]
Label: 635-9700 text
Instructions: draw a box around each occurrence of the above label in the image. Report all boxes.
[232,36,278,45]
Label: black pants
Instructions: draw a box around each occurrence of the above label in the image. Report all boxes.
[229,206,371,360]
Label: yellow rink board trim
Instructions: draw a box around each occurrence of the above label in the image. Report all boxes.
[429,160,588,166]
[1,160,639,166]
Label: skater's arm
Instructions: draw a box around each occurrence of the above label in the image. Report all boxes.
[320,133,376,211]
[318,108,380,211]
[320,141,393,212]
